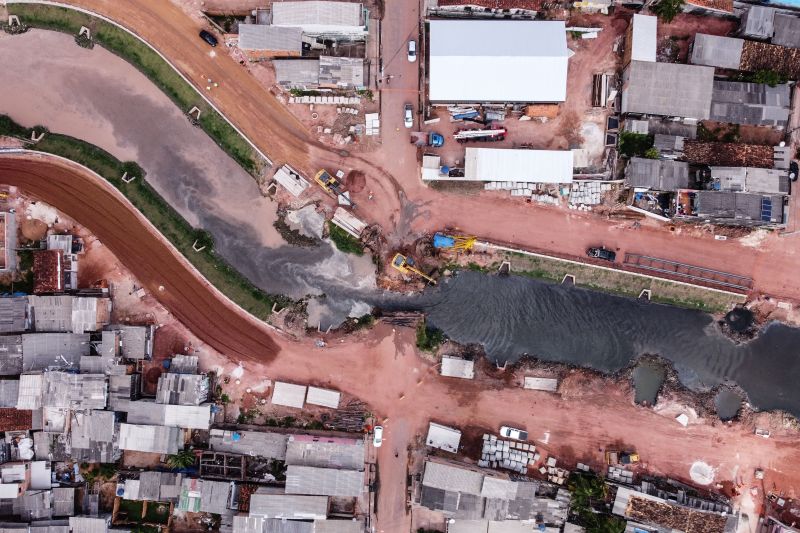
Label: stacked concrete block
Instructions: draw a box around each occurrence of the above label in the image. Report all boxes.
[480,437,538,474]
[569,181,614,208]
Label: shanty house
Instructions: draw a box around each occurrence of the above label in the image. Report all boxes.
[625,158,690,191]
[426,422,462,453]
[248,490,329,520]
[621,61,714,120]
[70,409,119,463]
[0,298,28,334]
[274,59,320,89]
[122,472,183,502]
[691,34,744,69]
[27,295,110,334]
[692,33,800,79]
[0,335,23,375]
[42,372,107,410]
[118,423,183,454]
[709,80,791,128]
[270,1,368,39]
[319,56,365,88]
[695,191,784,224]
[237,24,303,59]
[624,14,657,66]
[285,434,365,470]
[710,167,790,194]
[284,465,364,497]
[428,20,569,104]
[209,429,289,458]
[113,325,154,360]
[33,250,64,294]
[156,373,209,405]
[741,6,800,49]
[117,399,213,430]
[428,0,542,18]
[177,478,232,514]
[22,333,90,372]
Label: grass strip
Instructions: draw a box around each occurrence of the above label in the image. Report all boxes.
[328,222,365,255]
[6,4,261,175]
[0,115,290,319]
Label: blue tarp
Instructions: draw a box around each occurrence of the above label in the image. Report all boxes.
[433,233,455,249]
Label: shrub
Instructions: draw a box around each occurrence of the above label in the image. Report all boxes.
[651,0,685,22]
[618,131,654,158]
[328,223,364,255]
[416,320,445,352]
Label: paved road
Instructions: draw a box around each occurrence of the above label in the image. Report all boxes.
[2,153,798,531]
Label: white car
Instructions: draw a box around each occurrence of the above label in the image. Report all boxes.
[499,426,528,441]
[408,40,417,62]
[404,104,413,129]
[373,426,383,447]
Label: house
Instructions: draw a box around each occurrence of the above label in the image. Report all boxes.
[0,335,23,375]
[612,485,736,533]
[741,6,800,49]
[177,478,232,514]
[122,472,183,502]
[682,141,775,168]
[70,409,119,463]
[625,159,690,191]
[773,13,800,48]
[0,298,29,334]
[209,429,289,458]
[69,516,110,533]
[426,422,462,453]
[117,399,213,430]
[0,408,32,432]
[16,373,44,410]
[42,372,107,410]
[428,20,568,104]
[272,382,307,408]
[710,167,790,194]
[27,296,111,334]
[691,33,800,79]
[0,380,19,407]
[285,434,365,470]
[118,423,183,454]
[22,333,91,372]
[248,490,329,520]
[284,465,364,497]
[44,234,79,291]
[709,80,791,128]
[319,57,365,88]
[458,148,573,184]
[0,461,30,498]
[237,24,303,59]
[440,356,475,379]
[112,325,154,360]
[695,191,784,224]
[274,59,320,89]
[428,0,543,18]
[270,1,368,39]
[621,61,714,120]
[624,14,657,66]
[0,212,16,274]
[168,354,198,374]
[156,373,209,405]
[418,459,571,523]
[305,387,341,409]
[107,374,141,409]
[33,250,64,294]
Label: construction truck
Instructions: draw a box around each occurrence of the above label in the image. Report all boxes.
[314,169,354,208]
[433,232,476,252]
[410,131,444,148]
[391,254,436,285]
[605,450,640,466]
[453,127,507,144]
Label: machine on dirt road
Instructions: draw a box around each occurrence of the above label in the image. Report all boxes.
[433,232,476,251]
[587,247,616,262]
[391,253,436,285]
[314,169,354,208]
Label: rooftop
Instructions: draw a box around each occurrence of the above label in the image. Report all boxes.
[695,191,784,223]
[115,325,153,360]
[426,422,462,453]
[319,56,364,88]
[464,148,574,183]
[625,158,690,191]
[248,492,329,519]
[773,13,800,48]
[710,80,791,128]
[0,408,32,431]
[70,409,118,463]
[742,6,776,39]
[0,335,23,376]
[440,356,475,379]
[621,61,714,119]
[285,434,364,470]
[118,423,183,454]
[33,250,63,294]
[434,0,544,9]
[273,59,320,87]
[22,332,91,372]
[284,465,364,497]
[156,373,209,405]
[683,141,775,168]
[0,298,28,334]
[42,372,107,410]
[270,1,365,34]
[305,387,341,409]
[209,428,288,458]
[630,14,657,63]
[691,34,744,70]
[740,40,800,79]
[429,20,568,103]
[238,24,303,53]
[710,166,790,194]
[272,382,307,408]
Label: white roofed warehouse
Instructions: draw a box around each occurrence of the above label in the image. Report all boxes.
[427,20,569,104]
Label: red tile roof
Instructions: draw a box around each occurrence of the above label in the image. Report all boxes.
[436,0,545,10]
[686,0,733,13]
[0,408,32,431]
[741,41,800,79]
[683,141,775,168]
[33,250,63,294]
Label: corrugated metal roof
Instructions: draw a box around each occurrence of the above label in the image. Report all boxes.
[691,34,743,69]
[285,434,364,470]
[742,6,775,39]
[239,24,303,52]
[69,516,109,533]
[312,520,363,533]
[272,382,307,408]
[0,298,28,334]
[0,380,19,407]
[22,333,91,372]
[0,335,23,376]
[52,487,75,517]
[156,373,208,405]
[163,404,213,430]
[773,13,800,48]
[305,387,341,409]
[284,465,364,496]
[43,372,107,410]
[440,357,474,379]
[273,59,320,87]
[523,377,559,392]
[710,80,791,127]
[464,148,574,183]
[16,373,44,409]
[271,1,364,32]
[711,167,789,194]
[114,325,152,360]
[480,477,518,500]
[429,20,568,103]
[249,493,328,519]
[625,158,690,191]
[426,423,462,453]
[209,429,288,458]
[118,423,183,454]
[319,57,364,87]
[70,409,118,463]
[622,61,714,119]
[422,461,483,495]
[631,14,657,62]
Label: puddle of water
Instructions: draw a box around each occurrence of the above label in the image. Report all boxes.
[632,360,667,406]
[714,389,742,420]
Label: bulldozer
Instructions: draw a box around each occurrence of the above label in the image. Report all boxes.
[391,253,436,285]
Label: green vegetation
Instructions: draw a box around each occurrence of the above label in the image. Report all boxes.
[416,319,445,352]
[651,0,685,22]
[739,69,788,87]
[6,4,261,175]
[290,88,321,97]
[142,502,171,525]
[0,114,290,319]
[219,393,231,404]
[237,408,261,424]
[506,251,742,313]
[644,147,660,159]
[274,214,319,247]
[618,131,655,158]
[166,449,196,469]
[356,88,374,100]
[328,222,365,255]
[568,473,626,533]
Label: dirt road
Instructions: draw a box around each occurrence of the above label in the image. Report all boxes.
[2,153,798,531]
[35,0,800,303]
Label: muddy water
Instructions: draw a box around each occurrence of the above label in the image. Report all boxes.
[632,360,667,406]
[714,389,743,420]
[409,272,800,417]
[0,30,373,324]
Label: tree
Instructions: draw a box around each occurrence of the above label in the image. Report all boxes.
[644,147,660,159]
[651,0,685,22]
[166,448,196,469]
[618,132,654,158]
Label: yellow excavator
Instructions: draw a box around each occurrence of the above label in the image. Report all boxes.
[391,253,436,285]
[314,169,354,207]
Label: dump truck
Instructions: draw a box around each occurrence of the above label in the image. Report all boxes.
[314,169,354,208]
[433,232,476,251]
[391,253,436,285]
[410,132,444,148]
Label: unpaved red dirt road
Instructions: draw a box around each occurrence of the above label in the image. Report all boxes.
[2,153,798,532]
[40,0,800,303]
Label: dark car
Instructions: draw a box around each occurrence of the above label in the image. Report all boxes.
[790,161,798,181]
[199,30,218,47]
[587,247,616,262]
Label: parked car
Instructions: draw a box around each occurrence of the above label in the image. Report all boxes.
[199,29,218,47]
[404,104,413,128]
[499,426,528,441]
[408,40,417,62]
[790,161,798,181]
[373,426,383,447]
[587,247,616,262]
